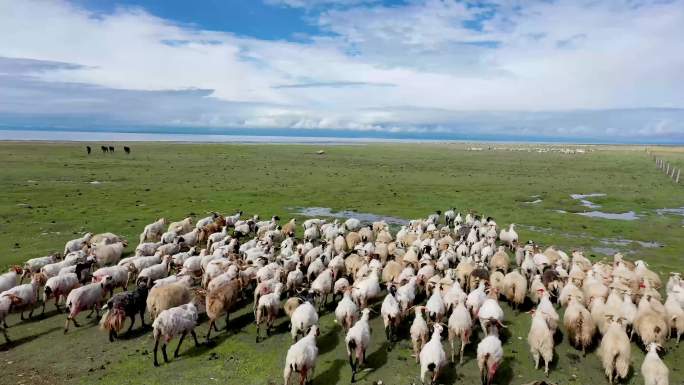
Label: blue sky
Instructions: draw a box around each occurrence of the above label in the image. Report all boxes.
[0,0,683,143]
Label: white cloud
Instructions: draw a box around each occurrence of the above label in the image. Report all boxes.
[0,0,682,141]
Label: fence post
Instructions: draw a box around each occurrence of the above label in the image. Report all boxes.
[677,169,681,184]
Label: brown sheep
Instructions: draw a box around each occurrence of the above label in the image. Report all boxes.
[206,278,242,341]
[146,282,192,321]
[345,232,362,250]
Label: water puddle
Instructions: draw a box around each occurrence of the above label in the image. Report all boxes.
[577,211,639,221]
[600,238,662,248]
[656,207,684,216]
[570,193,605,209]
[592,246,623,256]
[291,207,409,225]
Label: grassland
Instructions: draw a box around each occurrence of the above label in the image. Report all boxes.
[0,141,683,385]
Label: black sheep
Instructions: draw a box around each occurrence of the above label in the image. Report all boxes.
[100,283,149,342]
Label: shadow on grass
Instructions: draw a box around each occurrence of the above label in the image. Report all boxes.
[0,326,62,350]
[313,358,344,384]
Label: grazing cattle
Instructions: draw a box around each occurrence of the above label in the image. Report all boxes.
[108,146,115,152]
[124,146,131,154]
[86,146,91,154]
[101,146,108,153]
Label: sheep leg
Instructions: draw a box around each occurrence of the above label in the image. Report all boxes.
[139,310,146,327]
[109,329,117,342]
[2,320,7,328]
[127,315,135,333]
[460,340,466,365]
[449,338,455,363]
[544,359,549,377]
[42,299,46,314]
[533,352,539,369]
[1,326,9,343]
[174,332,187,357]
[206,321,214,341]
[413,340,420,363]
[153,336,161,367]
[255,324,260,343]
[162,343,169,363]
[191,330,199,347]
[349,354,357,383]
[86,309,94,318]
[20,311,26,321]
[224,312,230,331]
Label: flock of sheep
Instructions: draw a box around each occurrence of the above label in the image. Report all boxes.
[0,209,681,385]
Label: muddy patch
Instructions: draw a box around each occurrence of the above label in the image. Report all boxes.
[291,207,409,225]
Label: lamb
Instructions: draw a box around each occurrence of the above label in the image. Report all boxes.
[641,342,669,385]
[64,233,92,255]
[140,218,167,244]
[152,303,200,366]
[345,308,371,383]
[419,323,447,385]
[205,278,242,341]
[448,299,472,364]
[410,306,430,363]
[64,278,111,332]
[380,285,401,349]
[100,282,149,341]
[335,289,359,332]
[91,241,126,266]
[0,266,23,293]
[42,273,79,313]
[527,308,554,376]
[477,319,505,385]
[283,325,320,385]
[563,295,596,354]
[599,315,631,384]
[290,296,319,341]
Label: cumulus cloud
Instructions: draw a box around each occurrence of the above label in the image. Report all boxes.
[0,0,682,142]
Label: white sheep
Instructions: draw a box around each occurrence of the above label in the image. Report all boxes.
[310,268,334,310]
[283,325,320,385]
[140,218,167,244]
[290,298,319,341]
[410,306,429,363]
[335,289,359,332]
[135,241,163,257]
[42,273,79,313]
[448,299,472,364]
[137,256,172,286]
[380,285,401,348]
[641,342,669,385]
[1,273,46,320]
[345,308,371,383]
[91,241,126,266]
[498,224,517,249]
[527,308,554,376]
[64,278,110,332]
[64,233,92,255]
[419,323,447,385]
[477,319,504,385]
[351,267,381,309]
[599,315,631,384]
[22,254,58,281]
[0,266,23,294]
[255,282,284,342]
[152,303,200,366]
[92,265,129,295]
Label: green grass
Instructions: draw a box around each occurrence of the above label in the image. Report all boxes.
[0,142,683,385]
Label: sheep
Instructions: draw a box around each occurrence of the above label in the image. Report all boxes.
[137,255,172,286]
[310,268,334,310]
[22,254,58,281]
[466,281,487,318]
[351,267,381,309]
[205,278,242,341]
[168,217,193,234]
[420,323,447,385]
[284,297,302,318]
[100,282,149,341]
[92,265,129,296]
[665,295,684,343]
[286,264,304,295]
[42,273,79,313]
[135,241,163,257]
[425,283,446,323]
[64,233,92,255]
[502,270,527,310]
[635,260,662,289]
[410,306,430,363]
[477,319,505,385]
[154,274,194,289]
[91,241,126,266]
[255,282,284,342]
[291,296,319,341]
[140,218,167,244]
[563,295,596,355]
[152,303,200,366]
[155,240,183,258]
[537,288,559,334]
[281,218,297,237]
[146,282,193,321]
[641,342,669,385]
[489,246,509,273]
[0,296,12,342]
[380,285,401,349]
[499,224,517,249]
[283,325,320,385]
[64,278,110,332]
[1,273,47,320]
[635,303,668,347]
[448,299,472,364]
[0,266,23,293]
[344,218,362,232]
[599,315,631,384]
[345,308,371,383]
[335,289,359,332]
[527,308,554,376]
[478,289,504,335]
